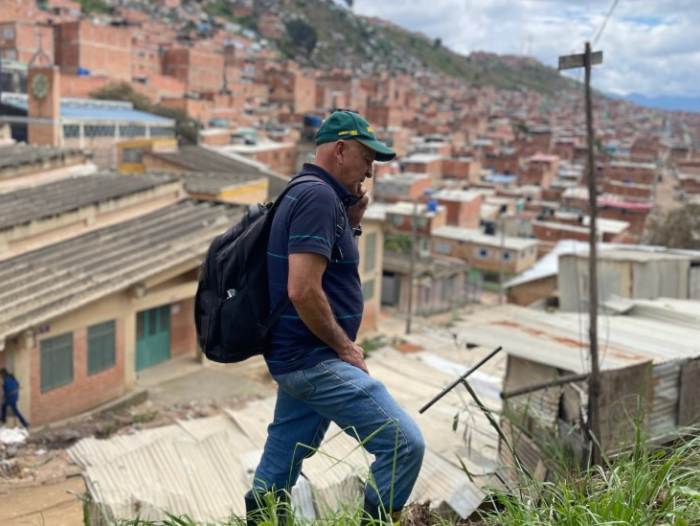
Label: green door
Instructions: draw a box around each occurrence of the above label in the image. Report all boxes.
[136,305,171,371]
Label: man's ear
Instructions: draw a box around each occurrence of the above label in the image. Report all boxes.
[335,140,346,165]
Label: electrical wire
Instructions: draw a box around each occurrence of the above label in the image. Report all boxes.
[592,0,622,47]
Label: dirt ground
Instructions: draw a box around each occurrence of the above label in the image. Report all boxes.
[0,361,277,526]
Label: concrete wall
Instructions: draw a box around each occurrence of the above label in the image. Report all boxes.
[6,262,200,426]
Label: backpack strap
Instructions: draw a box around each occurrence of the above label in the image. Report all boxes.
[261,173,347,336]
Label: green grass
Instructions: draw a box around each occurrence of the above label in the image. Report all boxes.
[481,423,700,526]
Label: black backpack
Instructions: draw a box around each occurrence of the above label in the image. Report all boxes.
[194,174,345,363]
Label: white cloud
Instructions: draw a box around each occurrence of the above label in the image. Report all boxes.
[352,0,699,98]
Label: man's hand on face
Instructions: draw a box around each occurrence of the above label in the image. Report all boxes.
[347,187,369,229]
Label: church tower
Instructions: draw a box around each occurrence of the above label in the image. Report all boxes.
[27,40,61,146]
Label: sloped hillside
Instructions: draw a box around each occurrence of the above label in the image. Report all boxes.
[248,0,576,95]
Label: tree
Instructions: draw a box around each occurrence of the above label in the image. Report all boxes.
[285,19,318,57]
[89,82,201,144]
[152,106,201,145]
[385,234,412,254]
[434,37,442,48]
[647,204,700,250]
[90,82,152,112]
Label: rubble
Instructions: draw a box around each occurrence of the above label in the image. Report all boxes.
[0,426,28,446]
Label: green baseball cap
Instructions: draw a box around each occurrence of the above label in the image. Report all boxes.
[316,111,397,162]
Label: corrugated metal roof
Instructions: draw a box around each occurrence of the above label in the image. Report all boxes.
[504,240,700,290]
[153,171,266,196]
[0,199,243,340]
[72,345,506,522]
[150,145,290,198]
[0,172,179,230]
[450,304,700,374]
[0,143,87,171]
[1,93,174,124]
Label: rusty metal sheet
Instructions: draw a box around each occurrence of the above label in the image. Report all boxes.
[599,362,653,454]
[678,359,700,426]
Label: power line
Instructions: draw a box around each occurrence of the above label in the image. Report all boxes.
[592,0,622,47]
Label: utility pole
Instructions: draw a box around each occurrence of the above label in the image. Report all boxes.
[405,200,418,334]
[497,208,506,305]
[559,42,603,465]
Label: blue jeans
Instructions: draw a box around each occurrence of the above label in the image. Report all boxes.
[252,359,425,512]
[2,396,29,428]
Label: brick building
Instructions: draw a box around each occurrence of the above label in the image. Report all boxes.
[400,153,443,178]
[163,46,224,94]
[519,153,559,189]
[0,0,41,23]
[372,173,433,203]
[602,160,656,186]
[221,140,297,176]
[431,226,539,283]
[54,20,132,80]
[432,189,482,229]
[0,21,54,63]
[258,12,284,39]
[267,67,316,115]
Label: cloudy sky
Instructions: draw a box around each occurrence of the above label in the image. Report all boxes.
[352,0,700,103]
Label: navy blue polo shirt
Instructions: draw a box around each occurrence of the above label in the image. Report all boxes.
[266,163,363,375]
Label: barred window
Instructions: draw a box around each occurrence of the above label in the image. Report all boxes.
[63,124,80,138]
[122,148,143,163]
[85,125,116,138]
[119,125,146,137]
[150,126,175,137]
[41,333,73,392]
[88,321,116,375]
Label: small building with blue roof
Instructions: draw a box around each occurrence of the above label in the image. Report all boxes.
[0,92,175,166]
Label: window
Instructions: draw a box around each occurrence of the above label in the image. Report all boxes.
[3,27,14,39]
[63,124,80,138]
[529,247,536,255]
[434,241,451,255]
[119,125,146,137]
[150,126,175,137]
[501,251,512,261]
[41,333,73,392]
[362,279,375,301]
[85,125,116,138]
[363,233,377,273]
[88,321,116,375]
[474,248,490,259]
[122,148,143,163]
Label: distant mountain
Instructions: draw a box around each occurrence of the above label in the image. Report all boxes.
[223,0,578,96]
[625,94,700,113]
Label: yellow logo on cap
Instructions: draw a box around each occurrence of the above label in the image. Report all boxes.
[367,126,373,133]
[338,130,358,136]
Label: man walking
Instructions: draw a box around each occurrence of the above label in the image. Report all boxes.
[246,111,425,525]
[1,368,29,428]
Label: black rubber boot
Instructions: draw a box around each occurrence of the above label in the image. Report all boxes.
[244,490,291,526]
[361,495,402,525]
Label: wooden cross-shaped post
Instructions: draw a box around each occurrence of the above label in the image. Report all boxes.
[559,42,604,466]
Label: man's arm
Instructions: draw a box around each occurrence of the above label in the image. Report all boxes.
[288,252,368,374]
